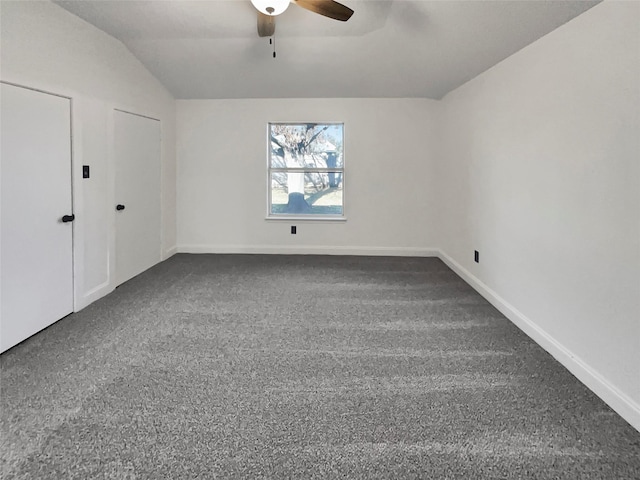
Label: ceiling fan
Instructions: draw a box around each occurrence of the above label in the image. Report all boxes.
[251,0,354,37]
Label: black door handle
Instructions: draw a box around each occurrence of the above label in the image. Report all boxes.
[116,204,125,211]
[62,214,75,223]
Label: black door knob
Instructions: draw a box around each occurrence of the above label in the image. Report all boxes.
[62,214,75,223]
[116,204,125,211]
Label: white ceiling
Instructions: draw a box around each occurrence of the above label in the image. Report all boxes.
[53,0,600,100]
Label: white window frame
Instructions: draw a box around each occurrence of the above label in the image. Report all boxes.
[266,122,346,221]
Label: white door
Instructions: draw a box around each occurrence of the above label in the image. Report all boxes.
[1,83,74,353]
[114,110,161,286]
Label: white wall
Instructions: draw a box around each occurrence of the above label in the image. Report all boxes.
[0,1,177,309]
[439,0,640,429]
[177,98,440,256]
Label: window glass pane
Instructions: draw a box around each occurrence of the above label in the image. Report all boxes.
[270,123,343,169]
[268,122,344,217]
[270,172,343,215]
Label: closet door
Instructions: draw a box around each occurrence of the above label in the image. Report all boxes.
[1,83,74,353]
[114,110,161,286]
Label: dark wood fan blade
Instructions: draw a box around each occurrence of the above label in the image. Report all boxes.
[257,12,276,37]
[293,0,354,21]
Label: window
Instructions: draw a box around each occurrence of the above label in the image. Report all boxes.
[268,122,344,218]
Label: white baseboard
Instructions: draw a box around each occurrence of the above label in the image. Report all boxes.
[177,244,440,257]
[75,281,114,312]
[163,246,178,260]
[437,249,640,432]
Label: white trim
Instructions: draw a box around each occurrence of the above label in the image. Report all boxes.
[0,80,72,100]
[107,108,117,291]
[75,281,114,311]
[177,244,439,257]
[164,246,178,259]
[113,108,160,122]
[437,249,640,432]
[70,95,84,313]
[264,216,347,222]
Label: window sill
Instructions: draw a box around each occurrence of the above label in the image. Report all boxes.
[265,216,347,222]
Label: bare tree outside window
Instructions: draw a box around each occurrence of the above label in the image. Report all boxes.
[268,123,344,217]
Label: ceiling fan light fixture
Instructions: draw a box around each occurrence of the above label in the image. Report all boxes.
[251,0,290,16]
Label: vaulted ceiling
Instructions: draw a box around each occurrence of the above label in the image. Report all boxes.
[53,0,600,99]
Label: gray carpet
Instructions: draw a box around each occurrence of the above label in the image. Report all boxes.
[1,254,639,479]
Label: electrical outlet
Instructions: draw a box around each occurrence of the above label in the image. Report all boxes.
[474,250,479,263]
[291,226,297,235]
